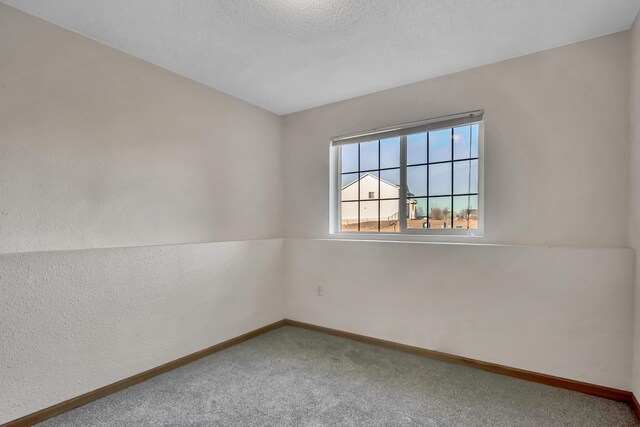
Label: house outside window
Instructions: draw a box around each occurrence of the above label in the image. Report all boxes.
[331,111,483,236]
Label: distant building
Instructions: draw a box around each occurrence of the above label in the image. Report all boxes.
[341,173,416,222]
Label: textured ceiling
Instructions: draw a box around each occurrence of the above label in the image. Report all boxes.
[2,0,639,114]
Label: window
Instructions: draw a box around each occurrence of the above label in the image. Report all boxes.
[331,111,483,236]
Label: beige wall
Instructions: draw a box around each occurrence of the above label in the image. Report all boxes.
[0,5,285,423]
[285,239,633,390]
[630,13,640,398]
[0,4,283,254]
[284,32,630,247]
[1,239,284,424]
[282,32,635,391]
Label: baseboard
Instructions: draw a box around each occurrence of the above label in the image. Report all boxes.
[284,319,633,403]
[632,394,640,420]
[4,318,636,426]
[1,320,286,427]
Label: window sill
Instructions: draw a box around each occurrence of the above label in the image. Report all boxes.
[327,231,484,244]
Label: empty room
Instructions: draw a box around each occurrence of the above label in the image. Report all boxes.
[3,0,640,426]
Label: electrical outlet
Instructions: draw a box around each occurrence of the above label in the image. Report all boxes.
[316,284,324,296]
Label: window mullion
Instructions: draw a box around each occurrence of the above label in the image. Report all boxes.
[357,143,361,232]
[426,131,430,228]
[399,135,407,231]
[336,145,342,233]
[451,128,454,229]
[378,140,381,232]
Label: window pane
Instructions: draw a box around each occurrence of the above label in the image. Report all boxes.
[428,197,452,229]
[341,173,359,188]
[453,126,472,160]
[359,201,379,232]
[453,160,478,194]
[407,132,428,165]
[471,124,479,158]
[341,173,359,201]
[340,201,358,232]
[359,171,379,200]
[380,168,400,186]
[380,199,400,232]
[453,195,478,229]
[380,137,400,169]
[360,140,378,171]
[407,165,428,197]
[407,198,428,229]
[429,129,452,163]
[429,163,452,196]
[341,144,358,173]
[380,169,400,199]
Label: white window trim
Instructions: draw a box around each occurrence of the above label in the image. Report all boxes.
[329,111,484,239]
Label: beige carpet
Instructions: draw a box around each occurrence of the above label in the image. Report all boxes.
[38,326,637,426]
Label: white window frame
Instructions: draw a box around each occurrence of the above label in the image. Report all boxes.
[329,110,484,238]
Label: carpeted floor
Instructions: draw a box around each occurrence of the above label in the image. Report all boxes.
[38,326,637,426]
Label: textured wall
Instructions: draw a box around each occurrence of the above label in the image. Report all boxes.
[0,5,285,423]
[282,31,635,392]
[0,239,284,424]
[630,13,640,398]
[0,4,283,254]
[283,32,630,248]
[284,239,634,390]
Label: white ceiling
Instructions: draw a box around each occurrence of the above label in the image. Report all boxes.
[3,0,639,114]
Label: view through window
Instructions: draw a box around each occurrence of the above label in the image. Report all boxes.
[336,114,481,234]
